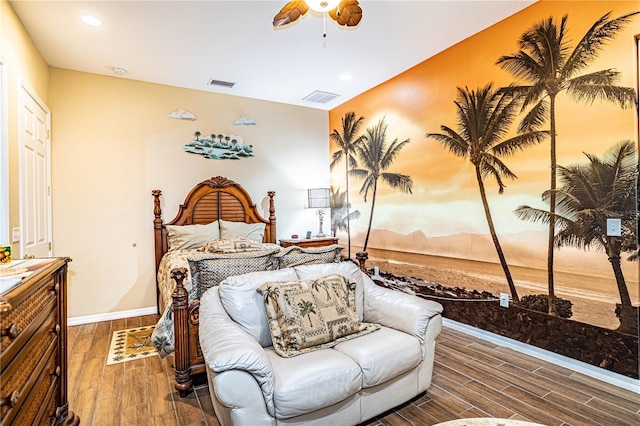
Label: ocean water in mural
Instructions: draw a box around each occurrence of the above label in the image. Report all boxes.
[329,2,639,378]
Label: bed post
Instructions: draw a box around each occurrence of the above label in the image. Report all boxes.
[268,191,276,244]
[356,251,369,275]
[171,267,193,397]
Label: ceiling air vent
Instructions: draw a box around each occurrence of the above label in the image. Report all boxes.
[207,78,236,88]
[303,90,340,104]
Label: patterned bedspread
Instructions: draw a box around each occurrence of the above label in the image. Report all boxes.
[151,243,344,358]
[151,244,282,358]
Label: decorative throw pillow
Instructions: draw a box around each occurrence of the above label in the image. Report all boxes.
[166,221,220,251]
[257,274,379,358]
[273,244,343,269]
[218,268,299,348]
[201,237,266,253]
[219,219,266,242]
[187,247,280,298]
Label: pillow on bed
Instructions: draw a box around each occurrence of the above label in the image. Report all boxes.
[219,219,266,243]
[166,221,220,251]
[273,244,343,268]
[201,237,266,253]
[257,274,379,357]
[187,247,280,298]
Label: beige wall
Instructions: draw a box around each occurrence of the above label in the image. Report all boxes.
[0,0,50,252]
[50,68,329,318]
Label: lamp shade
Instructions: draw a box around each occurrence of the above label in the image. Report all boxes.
[308,188,330,208]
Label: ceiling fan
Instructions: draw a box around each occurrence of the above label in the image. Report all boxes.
[273,0,363,34]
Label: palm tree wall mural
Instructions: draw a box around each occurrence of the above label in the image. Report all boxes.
[330,112,366,259]
[330,187,361,240]
[350,117,413,252]
[328,1,638,377]
[514,141,638,333]
[426,83,549,303]
[496,11,638,315]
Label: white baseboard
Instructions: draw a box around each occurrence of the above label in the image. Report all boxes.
[443,318,640,394]
[68,307,158,326]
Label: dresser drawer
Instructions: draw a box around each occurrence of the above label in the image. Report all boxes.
[15,347,60,426]
[0,272,58,359]
[0,313,59,424]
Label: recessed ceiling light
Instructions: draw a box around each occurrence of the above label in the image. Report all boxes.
[340,73,353,81]
[81,14,103,27]
[112,67,128,75]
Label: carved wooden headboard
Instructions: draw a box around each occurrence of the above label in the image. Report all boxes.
[151,176,276,273]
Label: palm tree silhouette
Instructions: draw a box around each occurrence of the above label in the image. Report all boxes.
[262,285,281,312]
[297,300,317,327]
[351,117,413,252]
[427,84,548,303]
[514,141,637,333]
[497,11,638,314]
[330,187,361,239]
[331,112,366,259]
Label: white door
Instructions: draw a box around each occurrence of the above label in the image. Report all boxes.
[18,82,51,258]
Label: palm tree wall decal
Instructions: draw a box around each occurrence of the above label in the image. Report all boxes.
[514,141,638,333]
[351,117,413,252]
[496,11,638,315]
[426,84,548,303]
[331,111,366,259]
[330,187,361,239]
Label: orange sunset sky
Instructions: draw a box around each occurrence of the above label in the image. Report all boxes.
[330,0,638,238]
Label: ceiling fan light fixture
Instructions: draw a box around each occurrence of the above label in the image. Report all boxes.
[306,0,340,13]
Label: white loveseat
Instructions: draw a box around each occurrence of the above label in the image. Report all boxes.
[199,261,443,426]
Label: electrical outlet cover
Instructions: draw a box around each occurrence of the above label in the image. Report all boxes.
[499,293,509,308]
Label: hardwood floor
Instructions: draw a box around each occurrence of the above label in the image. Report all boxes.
[67,315,640,425]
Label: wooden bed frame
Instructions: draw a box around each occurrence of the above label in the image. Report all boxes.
[152,176,276,396]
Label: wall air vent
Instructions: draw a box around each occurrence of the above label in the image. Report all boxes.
[303,90,340,104]
[207,78,236,88]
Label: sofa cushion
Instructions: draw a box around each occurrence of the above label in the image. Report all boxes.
[219,268,298,347]
[265,347,362,419]
[257,274,379,357]
[334,326,422,388]
[294,261,365,321]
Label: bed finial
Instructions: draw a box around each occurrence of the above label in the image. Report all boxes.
[152,190,163,225]
[268,191,276,243]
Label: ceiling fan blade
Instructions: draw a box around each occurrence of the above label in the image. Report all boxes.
[329,0,362,27]
[273,1,310,27]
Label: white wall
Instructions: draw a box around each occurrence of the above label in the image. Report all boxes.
[50,68,329,318]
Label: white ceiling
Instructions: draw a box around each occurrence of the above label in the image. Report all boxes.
[10,0,536,110]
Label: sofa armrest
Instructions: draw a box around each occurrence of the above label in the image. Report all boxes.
[200,287,275,416]
[362,275,443,350]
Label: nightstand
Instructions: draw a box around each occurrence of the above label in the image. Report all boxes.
[279,237,339,248]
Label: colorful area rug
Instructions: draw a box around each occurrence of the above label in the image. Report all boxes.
[106,326,157,365]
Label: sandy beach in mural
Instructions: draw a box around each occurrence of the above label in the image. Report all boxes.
[349,229,639,330]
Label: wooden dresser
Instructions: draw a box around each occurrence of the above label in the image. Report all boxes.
[0,258,79,425]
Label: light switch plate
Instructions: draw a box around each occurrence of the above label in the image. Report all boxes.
[606,218,622,237]
[11,227,20,243]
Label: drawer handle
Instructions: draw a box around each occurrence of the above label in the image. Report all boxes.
[51,366,61,377]
[52,324,61,335]
[0,299,11,313]
[0,390,20,408]
[1,323,19,339]
[50,282,60,294]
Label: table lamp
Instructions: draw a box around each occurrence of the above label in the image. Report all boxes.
[308,188,330,237]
